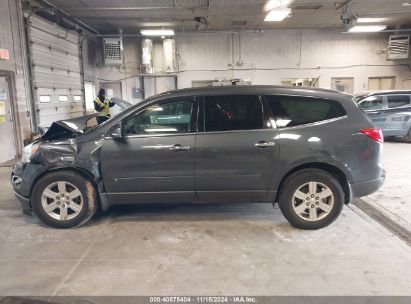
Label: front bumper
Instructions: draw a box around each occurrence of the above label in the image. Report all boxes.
[14,191,31,215]
[350,169,386,198]
[11,162,47,215]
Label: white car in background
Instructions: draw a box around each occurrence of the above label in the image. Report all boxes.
[354,91,411,141]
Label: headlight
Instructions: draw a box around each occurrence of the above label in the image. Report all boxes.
[22,143,39,164]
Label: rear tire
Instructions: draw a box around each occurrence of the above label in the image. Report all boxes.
[31,171,97,228]
[278,169,344,230]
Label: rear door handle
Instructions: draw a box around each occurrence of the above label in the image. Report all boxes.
[254,141,275,148]
[169,144,190,151]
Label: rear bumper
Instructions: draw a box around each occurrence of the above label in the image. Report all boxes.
[350,169,385,198]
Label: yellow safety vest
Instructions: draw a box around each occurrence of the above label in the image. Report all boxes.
[94,97,111,116]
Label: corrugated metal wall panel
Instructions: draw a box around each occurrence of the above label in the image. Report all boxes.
[30,33,79,57]
[29,15,84,127]
[30,17,78,44]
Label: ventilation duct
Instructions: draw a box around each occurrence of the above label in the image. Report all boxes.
[141,39,154,74]
[163,39,175,73]
[103,38,123,65]
[388,34,410,60]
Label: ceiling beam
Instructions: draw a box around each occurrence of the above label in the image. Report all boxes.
[58,6,175,10]
[74,17,196,21]
[55,6,208,11]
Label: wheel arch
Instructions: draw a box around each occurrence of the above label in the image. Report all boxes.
[29,166,100,207]
[275,162,351,205]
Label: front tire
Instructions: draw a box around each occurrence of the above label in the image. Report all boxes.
[278,169,344,230]
[31,171,97,228]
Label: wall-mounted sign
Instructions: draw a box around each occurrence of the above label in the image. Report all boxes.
[0,101,5,115]
[0,101,5,122]
[0,49,10,60]
[0,89,6,100]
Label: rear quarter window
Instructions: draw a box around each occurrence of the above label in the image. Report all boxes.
[387,95,411,108]
[265,95,346,128]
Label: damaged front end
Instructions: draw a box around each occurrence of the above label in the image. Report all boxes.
[11,97,134,215]
[41,114,109,141]
[11,114,110,215]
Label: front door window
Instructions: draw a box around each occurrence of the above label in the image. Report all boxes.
[123,99,194,135]
[359,96,384,111]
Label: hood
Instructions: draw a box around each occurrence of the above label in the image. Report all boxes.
[41,97,133,141]
[111,97,133,110]
[42,114,108,141]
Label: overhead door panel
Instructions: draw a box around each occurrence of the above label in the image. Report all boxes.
[28,16,84,127]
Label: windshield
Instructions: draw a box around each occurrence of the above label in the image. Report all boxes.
[353,95,367,103]
[83,111,125,134]
[85,95,177,133]
[83,97,135,133]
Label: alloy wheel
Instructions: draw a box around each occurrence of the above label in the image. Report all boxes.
[41,181,83,221]
[291,181,334,222]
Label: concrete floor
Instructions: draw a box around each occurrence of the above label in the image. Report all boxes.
[367,140,411,230]
[0,142,411,297]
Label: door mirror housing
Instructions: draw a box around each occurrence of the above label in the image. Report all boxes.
[38,126,49,136]
[110,123,123,139]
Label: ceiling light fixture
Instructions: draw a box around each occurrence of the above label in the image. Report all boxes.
[264,0,289,11]
[140,29,175,36]
[357,17,388,23]
[403,1,411,6]
[264,7,292,22]
[348,25,387,32]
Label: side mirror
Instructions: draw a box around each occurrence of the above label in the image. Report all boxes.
[110,124,123,139]
[38,126,49,136]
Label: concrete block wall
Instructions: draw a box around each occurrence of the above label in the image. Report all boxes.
[86,30,411,101]
[175,31,411,92]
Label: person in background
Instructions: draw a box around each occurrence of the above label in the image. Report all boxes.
[94,89,115,122]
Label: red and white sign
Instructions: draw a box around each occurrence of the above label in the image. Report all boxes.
[0,49,9,60]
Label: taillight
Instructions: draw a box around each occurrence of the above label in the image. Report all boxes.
[360,128,384,143]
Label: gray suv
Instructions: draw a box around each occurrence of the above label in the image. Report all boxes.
[355,91,411,141]
[11,86,385,229]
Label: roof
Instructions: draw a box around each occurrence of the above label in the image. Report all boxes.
[150,85,344,100]
[355,90,411,98]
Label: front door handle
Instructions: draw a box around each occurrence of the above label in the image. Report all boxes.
[169,144,190,151]
[255,141,275,148]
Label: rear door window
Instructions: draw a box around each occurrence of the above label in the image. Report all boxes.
[358,96,384,111]
[264,95,346,128]
[387,95,411,109]
[203,95,263,132]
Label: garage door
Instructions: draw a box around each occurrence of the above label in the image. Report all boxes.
[28,16,84,127]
